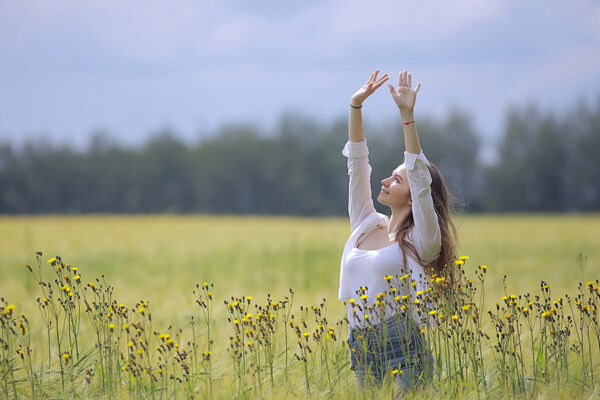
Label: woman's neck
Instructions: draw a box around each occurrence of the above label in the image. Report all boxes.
[387,206,411,237]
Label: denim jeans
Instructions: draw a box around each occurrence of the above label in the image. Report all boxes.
[348,313,433,391]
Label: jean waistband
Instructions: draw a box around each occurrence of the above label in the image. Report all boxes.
[349,312,415,340]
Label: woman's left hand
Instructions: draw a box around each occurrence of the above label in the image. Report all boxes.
[388,69,421,114]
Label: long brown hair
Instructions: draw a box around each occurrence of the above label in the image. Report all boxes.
[394,162,458,283]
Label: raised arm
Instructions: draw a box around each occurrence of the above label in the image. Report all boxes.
[388,70,442,262]
[348,70,388,142]
[388,69,422,153]
[344,70,389,230]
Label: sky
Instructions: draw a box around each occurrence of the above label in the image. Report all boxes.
[1,0,599,151]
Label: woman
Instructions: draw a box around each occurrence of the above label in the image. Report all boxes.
[339,69,458,391]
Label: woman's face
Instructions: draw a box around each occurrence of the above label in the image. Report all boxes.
[377,164,411,209]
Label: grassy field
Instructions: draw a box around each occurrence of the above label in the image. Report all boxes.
[1,214,599,398]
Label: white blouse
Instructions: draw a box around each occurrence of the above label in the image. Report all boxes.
[338,139,442,328]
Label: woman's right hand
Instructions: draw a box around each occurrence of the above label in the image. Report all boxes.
[350,70,389,107]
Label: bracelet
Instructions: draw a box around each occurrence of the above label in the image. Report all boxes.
[402,120,415,125]
[350,103,362,109]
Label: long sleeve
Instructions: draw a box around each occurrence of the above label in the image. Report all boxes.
[404,150,442,264]
[342,140,377,231]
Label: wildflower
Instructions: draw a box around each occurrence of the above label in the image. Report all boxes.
[62,352,70,362]
[88,282,95,288]
[360,294,368,300]
[137,349,144,354]
[246,341,253,347]
[384,275,392,282]
[128,341,133,348]
[400,274,409,281]
[435,277,446,284]
[402,295,409,300]
[271,301,279,307]
[303,332,309,337]
[348,298,355,304]
[246,296,253,301]
[462,304,471,311]
[455,260,464,267]
[72,267,78,272]
[364,314,370,319]
[394,296,401,302]
[481,265,487,271]
[74,275,81,282]
[2,304,15,315]
[138,306,146,314]
[416,290,423,296]
[376,292,385,299]
[123,324,130,331]
[459,256,469,261]
[429,310,437,316]
[451,315,459,321]
[108,323,115,331]
[48,257,56,264]
[414,299,420,305]
[411,281,417,287]
[391,369,403,376]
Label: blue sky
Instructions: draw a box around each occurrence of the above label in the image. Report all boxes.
[1,0,599,150]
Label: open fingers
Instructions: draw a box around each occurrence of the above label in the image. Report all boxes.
[415,82,421,93]
[373,73,389,90]
[408,73,412,88]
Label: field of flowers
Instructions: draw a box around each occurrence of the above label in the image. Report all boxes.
[0,214,599,399]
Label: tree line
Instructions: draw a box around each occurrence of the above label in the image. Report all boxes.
[1,96,598,214]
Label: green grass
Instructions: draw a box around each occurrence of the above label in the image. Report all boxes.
[1,214,599,398]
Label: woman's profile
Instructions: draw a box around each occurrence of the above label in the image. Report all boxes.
[339,69,458,392]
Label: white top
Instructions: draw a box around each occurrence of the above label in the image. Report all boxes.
[338,139,442,328]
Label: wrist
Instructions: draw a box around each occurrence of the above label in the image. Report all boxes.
[350,100,362,108]
[400,110,414,121]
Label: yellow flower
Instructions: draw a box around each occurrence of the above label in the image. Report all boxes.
[138,306,146,314]
[429,310,437,316]
[108,324,115,330]
[137,349,144,354]
[481,265,487,270]
[416,290,423,296]
[360,294,368,300]
[73,275,81,282]
[246,341,253,347]
[384,275,392,282]
[62,352,70,361]
[3,304,15,315]
[400,274,409,281]
[586,281,595,288]
[72,267,78,272]
[462,304,471,311]
[459,256,469,261]
[414,299,420,305]
[348,298,355,304]
[88,282,95,288]
[394,296,401,301]
[451,315,459,321]
[411,281,417,287]
[48,257,57,264]
[454,260,464,266]
[246,296,253,301]
[364,314,370,319]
